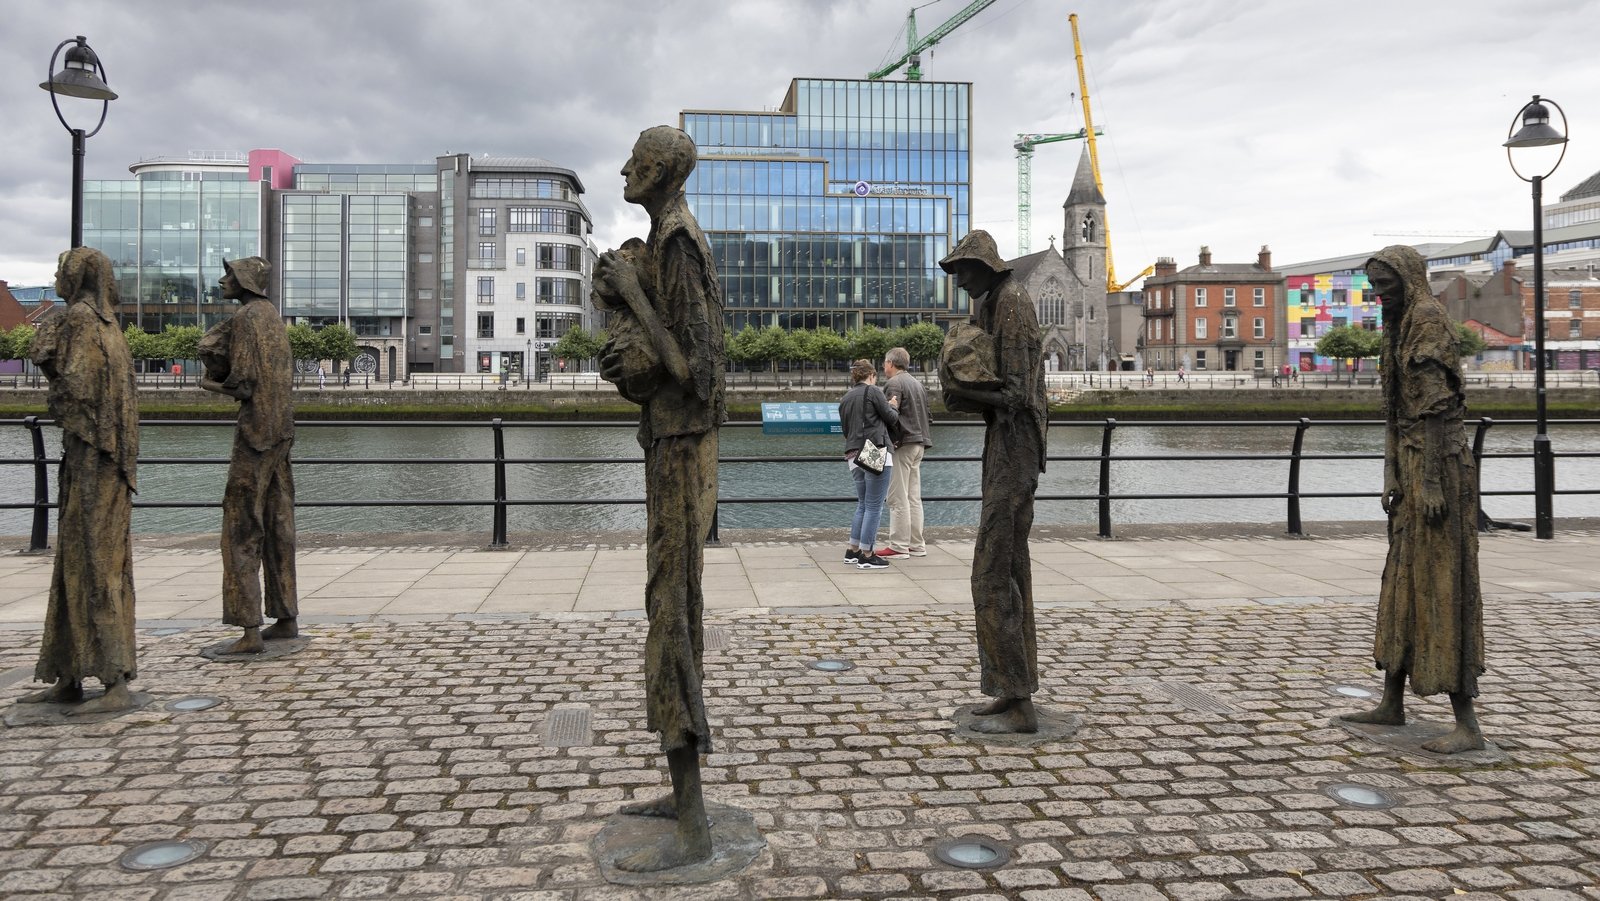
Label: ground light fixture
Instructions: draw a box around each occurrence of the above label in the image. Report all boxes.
[807,658,855,672]
[933,835,1011,869]
[1327,684,1375,700]
[119,840,207,872]
[40,35,116,248]
[1505,94,1569,540]
[165,696,223,712]
[1323,782,1398,810]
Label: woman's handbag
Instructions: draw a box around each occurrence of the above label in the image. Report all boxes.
[856,438,887,473]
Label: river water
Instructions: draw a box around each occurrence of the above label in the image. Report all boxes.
[1,420,1596,535]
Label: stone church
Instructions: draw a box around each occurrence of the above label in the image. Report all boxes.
[1006,148,1110,371]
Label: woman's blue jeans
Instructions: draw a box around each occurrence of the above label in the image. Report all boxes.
[850,463,892,549]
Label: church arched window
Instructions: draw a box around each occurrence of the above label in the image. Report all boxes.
[1081,213,1098,243]
[1039,277,1066,325]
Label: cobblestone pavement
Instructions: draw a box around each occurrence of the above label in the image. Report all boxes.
[0,532,1598,899]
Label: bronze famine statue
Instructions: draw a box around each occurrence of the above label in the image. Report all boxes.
[939,230,1049,734]
[21,247,139,714]
[1339,244,1486,753]
[198,257,299,655]
[596,126,726,872]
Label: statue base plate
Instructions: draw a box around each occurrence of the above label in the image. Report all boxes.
[1333,716,1506,765]
[200,635,312,662]
[5,691,156,726]
[952,704,1083,747]
[592,802,765,886]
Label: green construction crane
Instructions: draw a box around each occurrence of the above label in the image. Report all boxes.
[1014,129,1099,255]
[867,0,998,81]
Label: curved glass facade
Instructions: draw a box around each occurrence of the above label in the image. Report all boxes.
[83,176,262,331]
[682,78,971,331]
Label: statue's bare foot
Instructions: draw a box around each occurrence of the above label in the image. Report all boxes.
[225,628,264,655]
[18,679,82,705]
[620,794,678,818]
[613,830,712,873]
[1337,704,1404,726]
[1421,725,1485,754]
[969,706,1039,734]
[261,618,298,641]
[970,698,1011,716]
[67,681,131,716]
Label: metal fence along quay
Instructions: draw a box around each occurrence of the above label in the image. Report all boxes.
[3,416,1598,551]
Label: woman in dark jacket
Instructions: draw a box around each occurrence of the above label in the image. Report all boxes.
[839,358,899,569]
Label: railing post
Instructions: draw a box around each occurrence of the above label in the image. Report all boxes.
[24,415,50,552]
[1286,417,1311,536]
[1469,416,1528,532]
[1097,417,1117,538]
[490,418,508,547]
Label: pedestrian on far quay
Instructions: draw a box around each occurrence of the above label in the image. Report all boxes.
[878,346,930,558]
[839,358,898,569]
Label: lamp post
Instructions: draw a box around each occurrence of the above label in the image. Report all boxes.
[1504,94,1569,540]
[40,36,117,248]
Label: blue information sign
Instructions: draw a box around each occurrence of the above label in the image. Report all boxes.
[760,402,841,435]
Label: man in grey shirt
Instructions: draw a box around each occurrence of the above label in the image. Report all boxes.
[879,346,932,557]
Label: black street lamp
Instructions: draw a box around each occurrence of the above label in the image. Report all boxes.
[1504,94,1569,540]
[40,35,117,249]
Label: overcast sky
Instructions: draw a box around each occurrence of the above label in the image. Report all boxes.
[4,0,1598,288]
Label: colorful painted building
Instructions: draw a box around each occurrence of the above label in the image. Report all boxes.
[1285,272,1382,372]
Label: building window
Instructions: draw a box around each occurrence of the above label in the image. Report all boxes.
[1301,316,1316,334]
[478,208,497,236]
[516,317,526,335]
[419,252,433,263]
[1081,213,1097,243]
[1254,350,1265,370]
[1572,319,1583,338]
[478,242,496,261]
[535,243,583,271]
[1224,288,1236,307]
[477,313,494,339]
[1153,319,1162,340]
[1196,350,1207,370]
[1572,289,1584,309]
[419,325,432,335]
[418,216,433,228]
[536,277,582,304]
[1221,317,1236,339]
[1195,287,1207,307]
[516,247,527,266]
[1253,317,1265,339]
[418,289,433,300]
[1195,318,1207,339]
[1254,287,1266,306]
[516,282,526,300]
[509,207,583,235]
[477,277,494,304]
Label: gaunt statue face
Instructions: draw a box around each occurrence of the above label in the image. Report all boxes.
[1365,260,1403,304]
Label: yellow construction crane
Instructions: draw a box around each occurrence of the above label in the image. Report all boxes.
[1070,12,1152,293]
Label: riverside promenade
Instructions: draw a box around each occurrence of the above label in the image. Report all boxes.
[1,525,1597,900]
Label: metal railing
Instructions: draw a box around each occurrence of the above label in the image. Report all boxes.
[3,416,1596,551]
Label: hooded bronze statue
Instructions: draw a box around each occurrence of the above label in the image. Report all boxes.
[938,229,1048,734]
[199,256,299,655]
[20,247,139,714]
[1337,244,1486,753]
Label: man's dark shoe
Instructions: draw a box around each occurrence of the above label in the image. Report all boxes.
[857,554,890,570]
[843,548,863,565]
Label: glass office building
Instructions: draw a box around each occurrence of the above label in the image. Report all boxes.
[83,154,264,331]
[682,77,972,331]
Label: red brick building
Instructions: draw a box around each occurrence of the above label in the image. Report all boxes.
[1142,246,1285,373]
[1537,266,1600,369]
